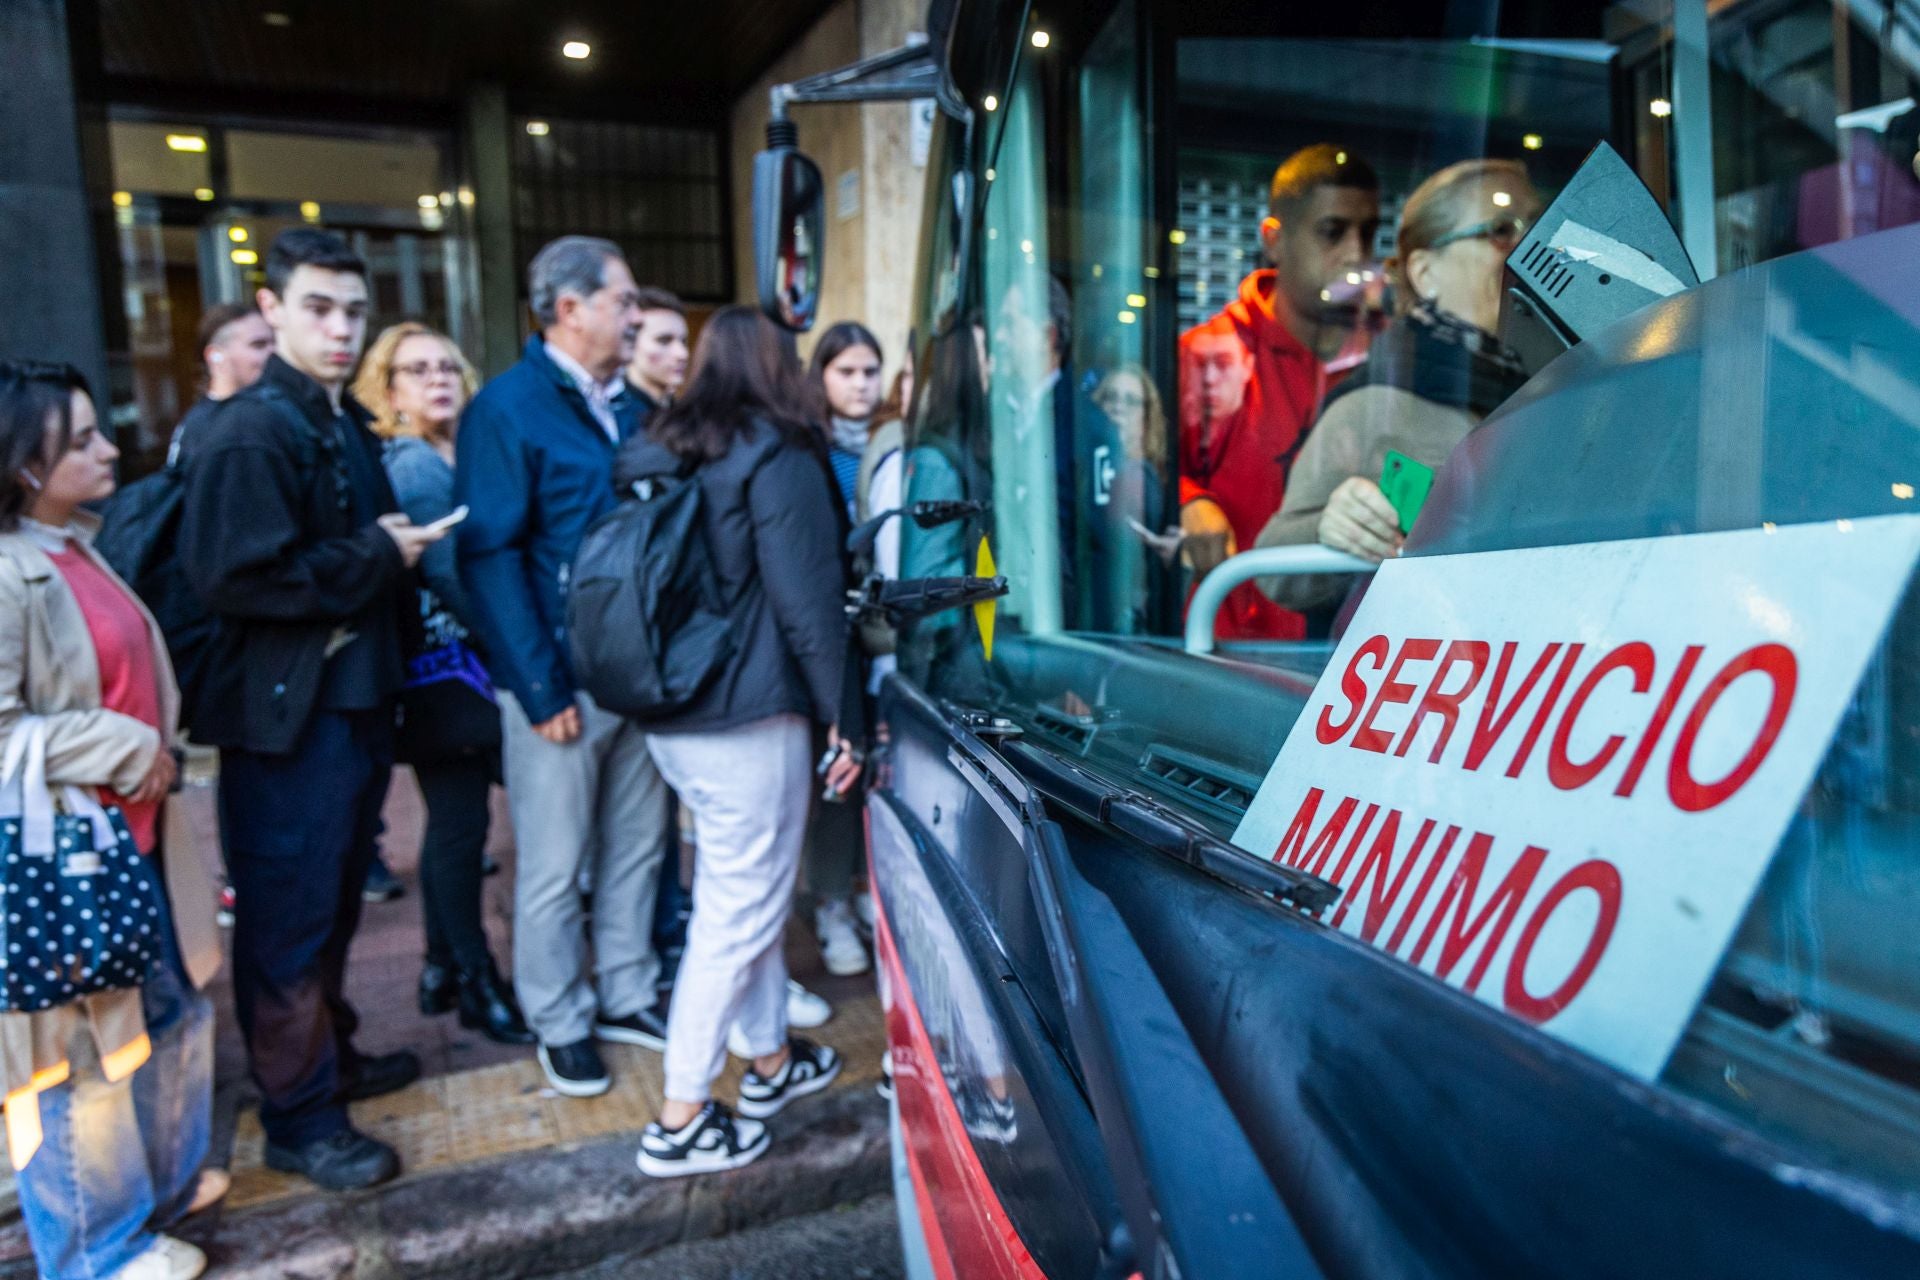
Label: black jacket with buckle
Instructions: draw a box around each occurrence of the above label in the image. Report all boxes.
[179,356,406,756]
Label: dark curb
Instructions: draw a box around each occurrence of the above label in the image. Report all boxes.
[4,1091,889,1280]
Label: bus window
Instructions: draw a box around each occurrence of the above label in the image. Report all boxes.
[897,0,1920,1206]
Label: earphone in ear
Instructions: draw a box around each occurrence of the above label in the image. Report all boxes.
[209,352,225,364]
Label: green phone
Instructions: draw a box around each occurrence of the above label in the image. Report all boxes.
[1379,450,1435,535]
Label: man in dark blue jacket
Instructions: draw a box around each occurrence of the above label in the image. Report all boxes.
[454,236,670,1098]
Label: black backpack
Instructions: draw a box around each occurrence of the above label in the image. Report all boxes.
[95,386,320,733]
[567,470,735,720]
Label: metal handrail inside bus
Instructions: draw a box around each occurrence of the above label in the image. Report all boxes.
[1183,545,1374,655]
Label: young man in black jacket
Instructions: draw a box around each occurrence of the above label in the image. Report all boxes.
[180,229,444,1192]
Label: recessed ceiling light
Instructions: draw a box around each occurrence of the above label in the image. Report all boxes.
[227,226,248,242]
[299,200,321,220]
[193,187,215,201]
[1522,133,1544,150]
[1031,30,1050,48]
[562,40,591,60]
[111,190,132,208]
[1650,97,1673,118]
[983,94,998,112]
[418,194,439,209]
[166,133,208,153]
[262,11,291,26]
[526,120,550,137]
[457,187,475,207]
[231,248,258,265]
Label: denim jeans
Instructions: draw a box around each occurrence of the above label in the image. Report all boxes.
[16,889,215,1280]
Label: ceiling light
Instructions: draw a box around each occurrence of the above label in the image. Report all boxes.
[111,190,132,208]
[1143,266,1160,278]
[1522,133,1544,150]
[562,40,591,60]
[438,190,454,206]
[1895,483,1914,500]
[193,187,215,202]
[1126,293,1146,307]
[1020,238,1033,254]
[1649,98,1673,118]
[983,94,998,112]
[418,194,439,209]
[166,133,208,153]
[1335,151,1348,165]
[1492,191,1513,208]
[1031,30,1050,48]
[261,11,291,26]
[1168,229,1187,245]
[299,200,321,220]
[526,120,550,137]
[230,248,259,266]
[1117,310,1137,324]
[227,226,248,242]
[457,186,475,207]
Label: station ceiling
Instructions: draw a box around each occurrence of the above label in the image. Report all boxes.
[90,0,845,123]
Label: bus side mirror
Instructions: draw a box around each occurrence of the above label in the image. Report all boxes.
[752,135,825,333]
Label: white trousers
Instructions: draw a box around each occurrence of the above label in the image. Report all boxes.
[646,713,812,1103]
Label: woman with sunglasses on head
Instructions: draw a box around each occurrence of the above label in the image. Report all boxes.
[354,324,531,1047]
[1256,159,1540,609]
[0,361,224,1280]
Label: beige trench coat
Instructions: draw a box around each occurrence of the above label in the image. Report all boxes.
[0,518,221,1167]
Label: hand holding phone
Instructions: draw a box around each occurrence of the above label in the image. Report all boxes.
[423,504,470,535]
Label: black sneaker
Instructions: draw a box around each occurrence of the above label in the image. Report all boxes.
[341,1049,421,1102]
[538,1037,611,1098]
[636,1101,769,1178]
[265,1128,399,1191]
[737,1038,842,1119]
[594,999,670,1051]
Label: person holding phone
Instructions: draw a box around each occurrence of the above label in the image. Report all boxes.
[614,307,858,1178]
[1256,159,1539,612]
[356,323,530,1048]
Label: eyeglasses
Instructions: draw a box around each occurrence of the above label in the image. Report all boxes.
[1429,214,1530,252]
[392,360,462,381]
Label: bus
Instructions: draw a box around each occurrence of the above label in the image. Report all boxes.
[756,0,1920,1274]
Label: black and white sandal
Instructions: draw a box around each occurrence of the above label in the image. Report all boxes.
[737,1037,843,1119]
[636,1101,770,1178]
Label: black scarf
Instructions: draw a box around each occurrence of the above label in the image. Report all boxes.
[1324,300,1529,419]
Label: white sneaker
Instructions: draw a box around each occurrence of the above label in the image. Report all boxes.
[737,1038,843,1119]
[815,898,870,976]
[726,980,833,1057]
[112,1235,207,1280]
[786,978,831,1028]
[636,1102,770,1178]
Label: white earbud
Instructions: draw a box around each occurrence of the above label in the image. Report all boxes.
[209,352,225,364]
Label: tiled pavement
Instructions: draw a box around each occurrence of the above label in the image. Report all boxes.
[0,765,886,1263]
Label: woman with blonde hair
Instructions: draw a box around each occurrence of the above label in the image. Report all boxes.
[1257,158,1539,611]
[353,324,530,1045]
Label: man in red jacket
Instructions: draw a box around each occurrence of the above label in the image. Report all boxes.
[1178,143,1381,639]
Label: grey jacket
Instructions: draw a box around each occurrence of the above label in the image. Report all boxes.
[1256,385,1477,610]
[383,436,475,632]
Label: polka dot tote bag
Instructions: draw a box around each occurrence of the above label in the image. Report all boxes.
[0,718,163,1012]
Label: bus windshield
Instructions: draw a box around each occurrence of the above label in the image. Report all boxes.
[895,0,1920,1199]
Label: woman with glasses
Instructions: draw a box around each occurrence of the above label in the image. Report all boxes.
[1256,159,1539,608]
[353,324,531,1046]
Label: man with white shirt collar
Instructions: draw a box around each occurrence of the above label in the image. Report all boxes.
[454,236,671,1098]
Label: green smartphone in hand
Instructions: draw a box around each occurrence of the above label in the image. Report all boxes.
[1379,450,1435,535]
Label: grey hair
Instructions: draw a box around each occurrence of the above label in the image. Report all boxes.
[528,235,625,328]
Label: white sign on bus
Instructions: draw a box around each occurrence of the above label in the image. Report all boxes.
[1232,518,1920,1079]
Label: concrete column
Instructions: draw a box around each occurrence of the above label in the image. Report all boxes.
[464,84,522,378]
[0,0,111,403]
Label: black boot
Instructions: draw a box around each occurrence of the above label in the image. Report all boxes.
[419,960,456,1016]
[458,964,535,1045]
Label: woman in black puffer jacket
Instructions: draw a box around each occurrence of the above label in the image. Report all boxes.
[614,306,862,1178]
